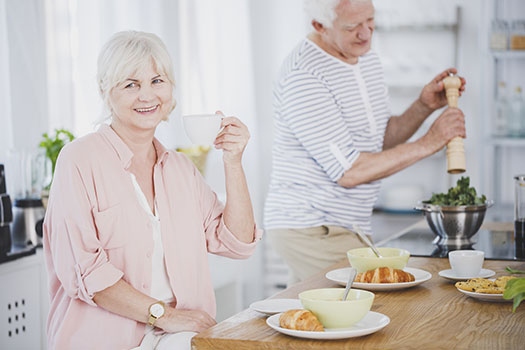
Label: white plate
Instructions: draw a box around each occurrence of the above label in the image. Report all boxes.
[438,268,496,281]
[266,311,390,340]
[249,298,302,315]
[325,267,432,291]
[456,288,512,303]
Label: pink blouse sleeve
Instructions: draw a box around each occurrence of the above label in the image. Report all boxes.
[44,146,123,306]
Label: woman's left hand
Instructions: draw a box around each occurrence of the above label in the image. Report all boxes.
[214,113,250,164]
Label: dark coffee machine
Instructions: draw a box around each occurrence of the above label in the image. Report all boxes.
[0,164,13,258]
[12,198,45,247]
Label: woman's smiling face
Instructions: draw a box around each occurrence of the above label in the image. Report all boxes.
[109,59,174,132]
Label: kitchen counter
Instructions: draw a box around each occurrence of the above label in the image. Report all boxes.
[376,220,522,260]
[191,257,525,349]
[371,203,522,261]
[0,244,37,264]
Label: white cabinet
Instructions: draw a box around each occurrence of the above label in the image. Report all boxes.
[480,0,525,207]
[0,250,48,350]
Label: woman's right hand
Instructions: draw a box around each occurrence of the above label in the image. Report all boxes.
[157,308,217,333]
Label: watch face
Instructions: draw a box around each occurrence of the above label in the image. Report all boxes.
[150,303,165,318]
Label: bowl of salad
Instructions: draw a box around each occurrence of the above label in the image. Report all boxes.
[415,177,493,247]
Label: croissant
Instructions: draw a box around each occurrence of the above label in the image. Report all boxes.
[355,267,415,283]
[279,309,324,332]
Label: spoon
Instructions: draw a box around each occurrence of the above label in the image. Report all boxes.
[342,267,357,301]
[353,225,384,258]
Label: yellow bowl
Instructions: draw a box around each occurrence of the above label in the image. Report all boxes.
[347,247,410,273]
[299,288,374,329]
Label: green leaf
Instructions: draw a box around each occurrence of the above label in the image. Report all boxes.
[506,266,525,274]
[503,278,525,312]
[426,176,487,206]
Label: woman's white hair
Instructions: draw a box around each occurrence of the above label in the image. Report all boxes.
[97,30,176,117]
[303,0,371,28]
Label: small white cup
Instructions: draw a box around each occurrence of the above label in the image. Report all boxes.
[182,114,222,145]
[448,250,484,277]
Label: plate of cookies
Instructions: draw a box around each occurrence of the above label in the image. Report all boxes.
[455,276,516,302]
[326,267,432,291]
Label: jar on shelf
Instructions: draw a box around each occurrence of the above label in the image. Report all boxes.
[493,81,510,137]
[508,86,525,137]
[510,20,525,50]
[490,19,508,50]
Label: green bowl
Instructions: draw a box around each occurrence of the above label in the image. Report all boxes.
[299,288,374,329]
[347,247,410,273]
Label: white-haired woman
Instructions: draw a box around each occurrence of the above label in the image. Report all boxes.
[43,30,262,350]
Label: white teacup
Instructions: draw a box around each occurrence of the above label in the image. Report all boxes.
[182,114,222,145]
[448,250,484,278]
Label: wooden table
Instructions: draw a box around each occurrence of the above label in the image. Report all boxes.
[192,257,525,349]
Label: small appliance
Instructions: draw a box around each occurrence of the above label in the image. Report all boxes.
[0,164,13,258]
[11,197,45,247]
[0,163,37,263]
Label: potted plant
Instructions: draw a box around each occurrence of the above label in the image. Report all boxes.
[39,128,75,208]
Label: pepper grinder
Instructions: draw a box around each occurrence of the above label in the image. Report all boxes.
[443,74,466,174]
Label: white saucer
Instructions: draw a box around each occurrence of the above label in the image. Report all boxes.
[326,267,432,291]
[456,288,512,303]
[249,298,302,315]
[438,268,495,281]
[266,311,390,340]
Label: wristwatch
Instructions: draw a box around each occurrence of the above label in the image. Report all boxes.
[148,301,166,326]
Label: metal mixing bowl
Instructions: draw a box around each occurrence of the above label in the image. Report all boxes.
[414,201,493,247]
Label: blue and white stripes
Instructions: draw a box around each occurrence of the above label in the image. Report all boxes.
[263,39,391,234]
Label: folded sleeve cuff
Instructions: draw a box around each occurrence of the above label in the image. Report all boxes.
[215,219,263,258]
[76,263,124,306]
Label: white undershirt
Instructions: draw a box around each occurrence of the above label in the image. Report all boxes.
[129,173,173,302]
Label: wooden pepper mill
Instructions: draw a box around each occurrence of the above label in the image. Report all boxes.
[443,74,466,174]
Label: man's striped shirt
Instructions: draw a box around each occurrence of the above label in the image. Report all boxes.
[263,39,391,234]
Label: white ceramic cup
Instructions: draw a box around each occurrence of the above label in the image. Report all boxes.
[448,250,484,277]
[182,114,222,145]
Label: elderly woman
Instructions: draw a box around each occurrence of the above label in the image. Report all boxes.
[43,30,262,349]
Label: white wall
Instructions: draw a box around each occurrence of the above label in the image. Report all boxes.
[3,0,49,155]
[0,0,52,199]
[0,0,12,154]
[249,0,309,214]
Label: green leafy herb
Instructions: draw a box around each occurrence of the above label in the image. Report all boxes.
[39,128,75,189]
[426,176,487,206]
[503,278,525,312]
[506,266,525,274]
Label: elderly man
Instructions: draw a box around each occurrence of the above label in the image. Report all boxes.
[264,0,466,284]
